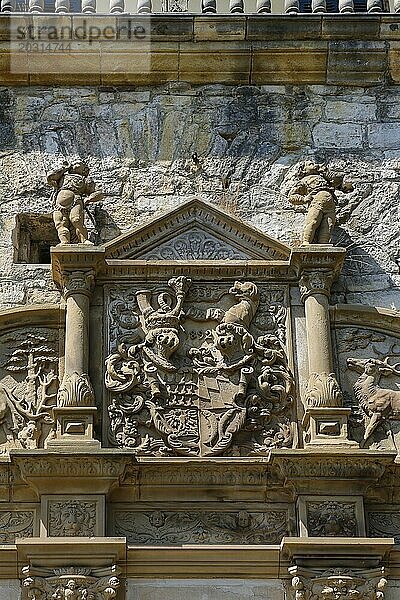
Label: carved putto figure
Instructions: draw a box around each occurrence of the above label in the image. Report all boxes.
[286,160,353,245]
[47,159,103,245]
[105,279,294,456]
[347,355,400,442]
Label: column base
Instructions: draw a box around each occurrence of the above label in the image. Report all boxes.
[47,406,101,449]
[302,407,358,447]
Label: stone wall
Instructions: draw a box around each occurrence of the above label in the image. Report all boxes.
[0,83,399,308]
[126,579,285,600]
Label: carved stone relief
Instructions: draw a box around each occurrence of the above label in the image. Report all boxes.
[104,279,294,456]
[335,328,400,449]
[307,502,357,537]
[47,500,97,537]
[0,328,60,451]
[0,510,35,542]
[141,228,249,260]
[289,567,387,600]
[367,509,400,544]
[21,565,120,600]
[297,495,364,537]
[111,506,291,544]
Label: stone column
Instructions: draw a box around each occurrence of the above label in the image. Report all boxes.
[48,269,100,448]
[299,269,355,447]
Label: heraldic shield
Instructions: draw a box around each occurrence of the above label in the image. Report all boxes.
[105,275,294,457]
[101,199,295,457]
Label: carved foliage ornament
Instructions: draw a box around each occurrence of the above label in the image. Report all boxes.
[290,568,387,600]
[62,271,95,298]
[0,510,34,542]
[299,270,335,302]
[58,372,95,408]
[105,279,294,456]
[48,500,97,537]
[22,566,120,600]
[305,372,343,409]
[307,501,357,537]
[113,508,289,544]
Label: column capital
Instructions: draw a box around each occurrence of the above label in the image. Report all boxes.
[62,269,95,299]
[299,269,335,302]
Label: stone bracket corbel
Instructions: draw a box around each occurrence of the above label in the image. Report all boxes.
[281,537,393,600]
[18,537,126,600]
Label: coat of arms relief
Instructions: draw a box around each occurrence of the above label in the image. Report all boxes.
[104,278,294,456]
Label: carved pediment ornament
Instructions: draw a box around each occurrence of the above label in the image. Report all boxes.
[103,198,292,262]
[105,278,294,456]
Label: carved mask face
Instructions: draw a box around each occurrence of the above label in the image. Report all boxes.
[149,511,166,528]
[237,511,250,528]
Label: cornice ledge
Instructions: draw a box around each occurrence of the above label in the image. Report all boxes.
[11,451,134,495]
[281,536,394,569]
[16,537,126,569]
[271,449,396,494]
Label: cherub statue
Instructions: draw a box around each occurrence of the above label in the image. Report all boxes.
[47,159,103,245]
[287,160,353,245]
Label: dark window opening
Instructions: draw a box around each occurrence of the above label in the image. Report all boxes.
[13,214,58,264]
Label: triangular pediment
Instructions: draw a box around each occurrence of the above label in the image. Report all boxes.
[104,199,291,261]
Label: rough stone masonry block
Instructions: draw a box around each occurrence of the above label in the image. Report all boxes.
[367,123,400,149]
[324,100,376,122]
[312,122,363,149]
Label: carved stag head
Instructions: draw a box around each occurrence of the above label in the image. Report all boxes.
[347,356,400,380]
